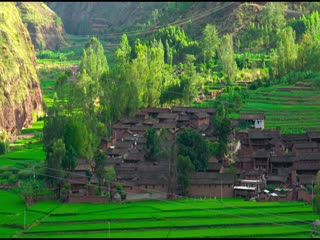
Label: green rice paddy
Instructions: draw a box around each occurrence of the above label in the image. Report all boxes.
[0,192,314,238]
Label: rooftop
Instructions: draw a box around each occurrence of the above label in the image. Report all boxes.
[240,113,265,120]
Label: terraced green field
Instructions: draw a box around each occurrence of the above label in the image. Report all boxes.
[0,195,311,238]
[237,85,320,133]
[0,190,60,238]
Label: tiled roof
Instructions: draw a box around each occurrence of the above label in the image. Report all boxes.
[281,133,309,141]
[248,129,280,139]
[298,174,316,185]
[75,164,91,171]
[240,113,265,120]
[207,162,222,171]
[115,141,132,149]
[171,106,215,114]
[193,112,210,119]
[120,118,141,124]
[178,115,190,121]
[142,107,170,113]
[270,155,296,163]
[153,123,176,129]
[190,172,235,185]
[293,142,318,149]
[157,113,178,119]
[125,152,145,161]
[267,175,287,183]
[253,149,269,158]
[299,152,320,161]
[308,132,320,139]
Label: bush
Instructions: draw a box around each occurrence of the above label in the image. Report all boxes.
[0,165,19,174]
[0,171,12,179]
[60,183,71,202]
[17,169,33,180]
[0,140,9,154]
[115,183,126,200]
[8,175,17,185]
[266,185,277,193]
[95,187,101,196]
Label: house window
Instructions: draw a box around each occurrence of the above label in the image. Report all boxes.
[162,184,164,188]
[145,185,148,189]
[153,185,155,189]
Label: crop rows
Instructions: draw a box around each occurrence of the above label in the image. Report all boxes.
[0,190,315,238]
[239,85,320,132]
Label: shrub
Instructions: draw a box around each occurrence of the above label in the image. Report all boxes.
[0,165,19,174]
[60,183,71,202]
[17,169,33,180]
[0,140,9,154]
[116,183,126,200]
[0,171,12,179]
[8,175,17,185]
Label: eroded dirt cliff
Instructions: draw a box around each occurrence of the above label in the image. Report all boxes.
[0,2,43,135]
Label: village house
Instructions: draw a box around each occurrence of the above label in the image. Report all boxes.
[188,172,236,198]
[68,106,320,202]
[281,133,309,151]
[247,129,280,149]
[234,179,263,199]
[240,113,265,129]
[141,107,170,118]
[252,149,270,173]
[308,132,320,143]
[294,152,320,176]
[269,155,295,176]
[292,142,319,157]
[190,112,210,129]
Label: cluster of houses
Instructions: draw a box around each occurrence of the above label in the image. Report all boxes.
[66,107,320,203]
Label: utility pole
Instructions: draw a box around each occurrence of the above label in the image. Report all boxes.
[108,222,110,238]
[220,178,223,202]
[312,180,314,209]
[24,208,26,230]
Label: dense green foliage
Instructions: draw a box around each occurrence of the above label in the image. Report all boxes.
[313,170,320,213]
[176,128,210,172]
[144,128,161,161]
[177,155,194,196]
[212,104,232,157]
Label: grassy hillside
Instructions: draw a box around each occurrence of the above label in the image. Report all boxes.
[16,2,69,50]
[0,2,43,135]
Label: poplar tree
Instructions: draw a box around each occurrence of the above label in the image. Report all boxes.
[218,34,238,83]
[201,24,220,63]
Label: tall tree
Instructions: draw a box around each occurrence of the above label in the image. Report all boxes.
[201,24,220,63]
[313,170,320,213]
[260,2,286,31]
[176,128,210,171]
[45,138,66,187]
[78,36,109,81]
[105,166,116,198]
[94,150,107,195]
[212,103,232,158]
[177,155,194,196]
[271,26,297,78]
[218,34,238,83]
[144,127,161,161]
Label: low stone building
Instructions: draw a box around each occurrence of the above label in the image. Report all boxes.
[188,172,236,198]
